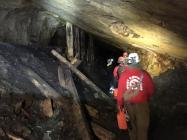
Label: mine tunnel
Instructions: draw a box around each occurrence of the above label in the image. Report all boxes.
[0,0,187,140]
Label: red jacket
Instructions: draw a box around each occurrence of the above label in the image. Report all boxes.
[113,64,125,79]
[117,66,154,107]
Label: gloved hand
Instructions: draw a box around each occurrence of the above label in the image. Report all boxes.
[107,58,114,67]
[109,86,114,95]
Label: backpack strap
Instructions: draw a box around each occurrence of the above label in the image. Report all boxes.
[117,65,126,78]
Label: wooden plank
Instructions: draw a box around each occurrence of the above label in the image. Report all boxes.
[58,65,78,100]
[66,22,74,60]
[58,64,93,140]
[58,63,116,140]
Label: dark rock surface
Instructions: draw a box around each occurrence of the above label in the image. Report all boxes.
[0,6,62,46]
[0,42,91,140]
[0,93,82,140]
[149,68,187,140]
[0,42,65,96]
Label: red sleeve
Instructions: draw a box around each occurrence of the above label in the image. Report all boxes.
[113,66,118,78]
[117,73,125,107]
[143,71,155,99]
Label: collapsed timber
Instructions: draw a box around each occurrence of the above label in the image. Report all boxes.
[0,46,119,140]
[50,49,116,140]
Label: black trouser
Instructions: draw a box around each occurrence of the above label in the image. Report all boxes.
[126,102,150,140]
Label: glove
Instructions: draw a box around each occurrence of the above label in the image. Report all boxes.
[107,58,114,67]
[109,86,114,95]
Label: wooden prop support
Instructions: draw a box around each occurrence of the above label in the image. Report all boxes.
[58,64,93,140]
[51,49,113,105]
[66,22,74,60]
[58,65,116,140]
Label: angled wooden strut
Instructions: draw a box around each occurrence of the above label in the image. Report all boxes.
[58,64,94,140]
[58,58,116,140]
[51,49,114,105]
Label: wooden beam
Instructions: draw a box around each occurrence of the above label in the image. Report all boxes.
[66,22,74,60]
[51,50,114,105]
[58,65,116,140]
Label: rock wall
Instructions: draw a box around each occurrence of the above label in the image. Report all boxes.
[140,50,176,76]
[149,67,187,139]
[0,3,62,46]
[0,42,66,96]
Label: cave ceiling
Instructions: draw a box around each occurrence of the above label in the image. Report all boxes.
[1,0,187,61]
[32,0,187,61]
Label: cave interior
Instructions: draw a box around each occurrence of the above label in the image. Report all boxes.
[0,0,187,140]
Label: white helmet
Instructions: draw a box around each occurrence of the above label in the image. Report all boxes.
[128,53,140,64]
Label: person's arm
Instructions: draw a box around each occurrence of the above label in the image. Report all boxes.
[113,66,118,79]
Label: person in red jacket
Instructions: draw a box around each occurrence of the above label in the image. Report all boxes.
[111,52,129,97]
[108,56,125,96]
[113,52,129,84]
[117,53,154,140]
[113,56,125,79]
